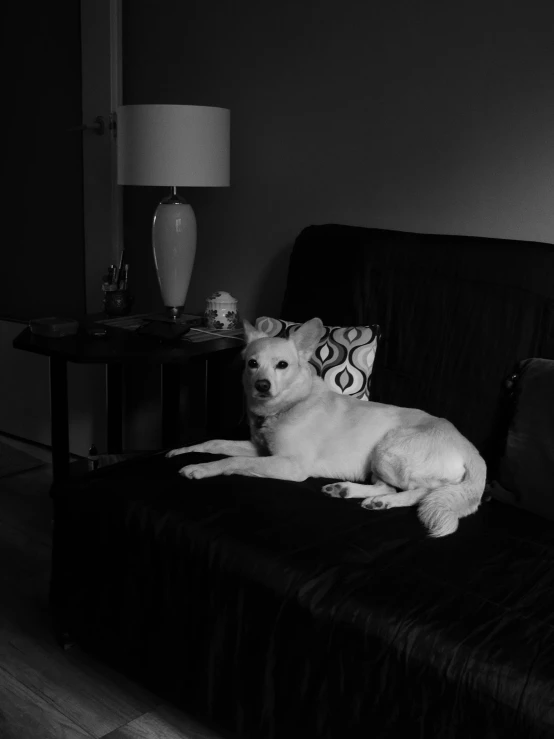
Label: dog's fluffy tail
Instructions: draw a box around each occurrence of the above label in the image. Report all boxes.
[417,452,487,538]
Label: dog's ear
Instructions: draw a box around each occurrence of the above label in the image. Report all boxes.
[243,320,267,344]
[290,318,324,360]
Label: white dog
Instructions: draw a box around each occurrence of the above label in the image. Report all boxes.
[167,318,486,537]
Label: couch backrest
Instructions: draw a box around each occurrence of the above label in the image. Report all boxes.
[281,224,554,462]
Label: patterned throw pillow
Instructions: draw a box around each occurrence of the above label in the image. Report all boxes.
[255,317,380,401]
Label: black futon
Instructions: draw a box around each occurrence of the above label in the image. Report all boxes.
[51,225,554,738]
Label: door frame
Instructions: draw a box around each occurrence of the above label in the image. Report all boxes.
[81,0,123,313]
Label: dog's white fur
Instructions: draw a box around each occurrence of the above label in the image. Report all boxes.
[167,318,486,537]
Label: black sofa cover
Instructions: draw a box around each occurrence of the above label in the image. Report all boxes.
[51,226,554,739]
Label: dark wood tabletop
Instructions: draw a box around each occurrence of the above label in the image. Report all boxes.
[13,320,244,364]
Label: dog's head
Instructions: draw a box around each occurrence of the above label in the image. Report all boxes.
[241,318,324,406]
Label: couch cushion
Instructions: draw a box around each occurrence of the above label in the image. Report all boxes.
[490,358,554,521]
[255,316,379,400]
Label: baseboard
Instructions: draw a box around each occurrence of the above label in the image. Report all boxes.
[0,431,82,464]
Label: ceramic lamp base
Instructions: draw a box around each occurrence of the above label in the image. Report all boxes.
[152,189,197,316]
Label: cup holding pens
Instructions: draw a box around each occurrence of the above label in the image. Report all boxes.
[102,260,132,316]
[102,284,134,317]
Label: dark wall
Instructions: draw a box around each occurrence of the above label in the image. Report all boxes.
[121,0,554,322]
[2,2,85,321]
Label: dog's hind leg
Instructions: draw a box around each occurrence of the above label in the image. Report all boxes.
[167,440,259,458]
[322,480,396,499]
[361,488,428,510]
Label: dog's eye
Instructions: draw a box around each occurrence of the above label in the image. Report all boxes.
[248,359,258,368]
[276,361,288,369]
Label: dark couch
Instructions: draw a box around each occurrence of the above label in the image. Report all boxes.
[50,225,554,739]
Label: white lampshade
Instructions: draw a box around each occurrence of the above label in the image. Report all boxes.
[117,104,230,187]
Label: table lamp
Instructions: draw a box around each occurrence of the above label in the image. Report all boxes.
[117,104,230,319]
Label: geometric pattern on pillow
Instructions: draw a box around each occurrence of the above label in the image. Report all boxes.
[255,316,380,401]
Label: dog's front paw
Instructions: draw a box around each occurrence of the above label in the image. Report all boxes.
[361,496,389,510]
[179,464,208,480]
[166,447,187,458]
[322,482,351,499]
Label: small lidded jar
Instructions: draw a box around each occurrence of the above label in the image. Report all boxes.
[204,291,239,330]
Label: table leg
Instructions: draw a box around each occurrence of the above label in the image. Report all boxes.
[204,357,218,434]
[49,355,70,480]
[204,354,242,435]
[189,353,242,439]
[161,364,181,448]
[106,363,123,453]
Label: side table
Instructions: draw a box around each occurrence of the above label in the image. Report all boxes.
[13,319,243,480]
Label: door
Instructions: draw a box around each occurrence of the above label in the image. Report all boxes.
[3,1,86,319]
[0,0,121,452]
[1,0,121,320]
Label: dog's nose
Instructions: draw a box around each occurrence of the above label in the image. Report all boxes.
[255,379,271,393]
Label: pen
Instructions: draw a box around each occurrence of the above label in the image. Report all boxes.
[115,249,125,286]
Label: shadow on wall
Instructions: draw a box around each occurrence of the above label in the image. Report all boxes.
[250,240,295,321]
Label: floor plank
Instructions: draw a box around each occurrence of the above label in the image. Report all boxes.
[103,703,223,739]
[0,622,158,739]
[0,663,93,739]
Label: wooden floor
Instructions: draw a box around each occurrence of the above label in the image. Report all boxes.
[0,435,223,739]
